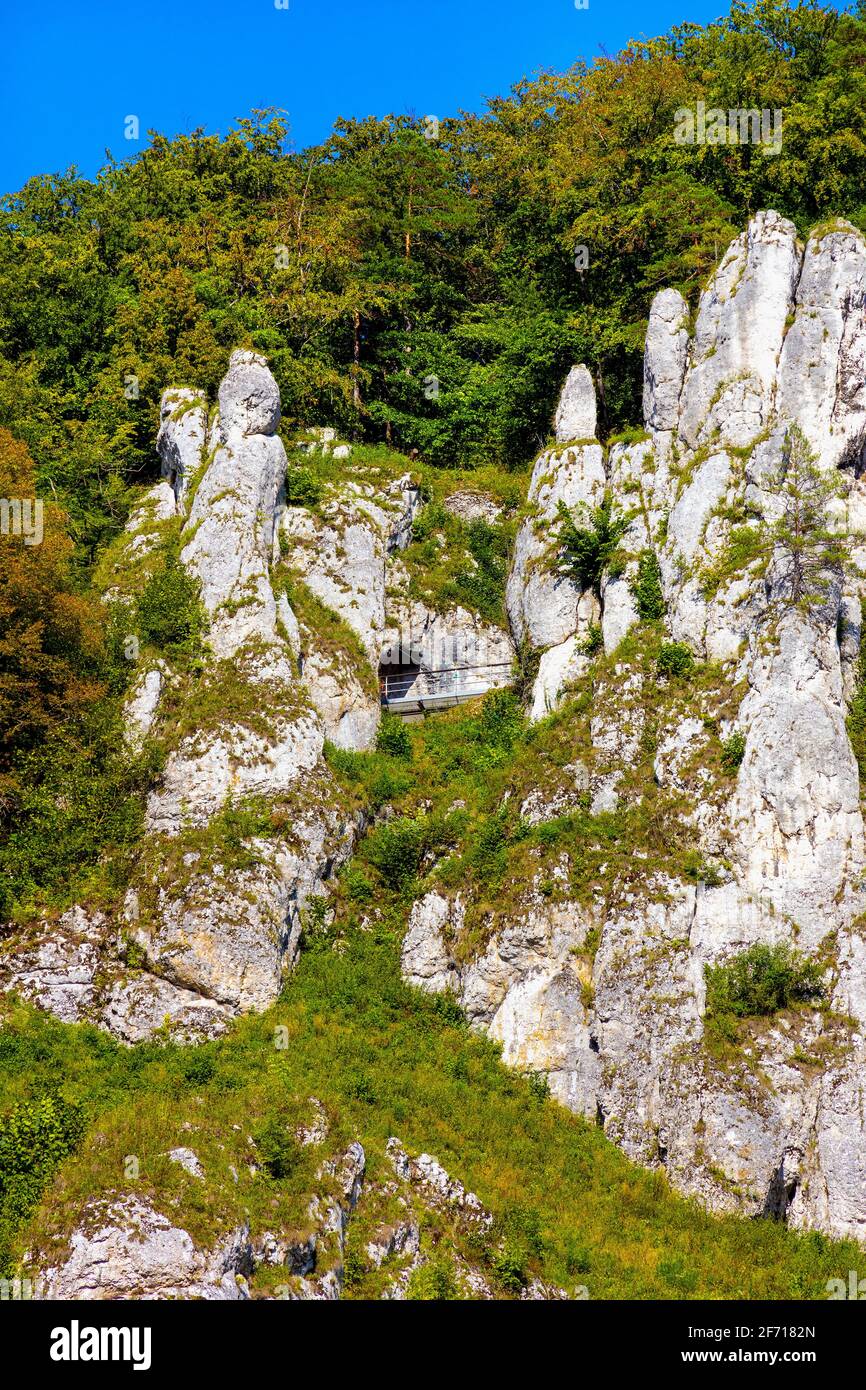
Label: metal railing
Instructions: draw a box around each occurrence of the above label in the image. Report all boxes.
[380,663,513,705]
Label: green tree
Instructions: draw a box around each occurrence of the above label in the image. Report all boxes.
[770,424,847,610]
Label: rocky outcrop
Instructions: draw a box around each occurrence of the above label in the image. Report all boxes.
[413,211,866,1242]
[156,388,209,510]
[382,596,514,705]
[403,891,599,1116]
[37,1197,254,1301]
[554,364,597,442]
[178,351,289,661]
[281,470,420,748]
[505,418,605,717]
[1,352,365,1043]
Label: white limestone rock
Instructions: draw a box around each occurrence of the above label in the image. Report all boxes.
[100,972,230,1044]
[180,351,288,660]
[157,388,208,509]
[401,893,461,994]
[282,475,421,668]
[529,632,591,723]
[506,443,606,649]
[678,210,801,450]
[122,665,165,749]
[643,287,690,432]
[554,364,597,443]
[775,222,866,471]
[299,649,380,751]
[145,707,322,835]
[37,1197,253,1301]
[0,906,104,1024]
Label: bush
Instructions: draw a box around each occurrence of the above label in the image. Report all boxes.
[475,687,524,754]
[705,943,825,1022]
[376,713,412,759]
[364,816,428,890]
[406,1256,462,1300]
[136,555,205,654]
[578,622,603,656]
[656,642,695,678]
[556,494,630,596]
[721,730,746,774]
[286,463,324,508]
[631,549,665,620]
[254,1114,301,1180]
[466,810,509,886]
[0,1093,85,1273]
[492,1243,527,1293]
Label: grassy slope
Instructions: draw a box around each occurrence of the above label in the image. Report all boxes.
[4,677,863,1299]
[2,447,863,1299]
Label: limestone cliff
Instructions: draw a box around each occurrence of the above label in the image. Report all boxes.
[404,212,866,1242]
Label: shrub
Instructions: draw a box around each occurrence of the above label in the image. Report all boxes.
[656,642,695,678]
[364,816,428,890]
[286,464,324,507]
[578,622,603,656]
[556,494,630,596]
[721,730,746,774]
[705,943,824,1021]
[376,713,412,759]
[475,687,524,754]
[136,555,206,654]
[0,1093,85,1273]
[450,518,510,623]
[631,549,665,620]
[492,1243,527,1293]
[466,810,510,886]
[407,1256,462,1300]
[254,1114,301,1180]
[525,1070,551,1103]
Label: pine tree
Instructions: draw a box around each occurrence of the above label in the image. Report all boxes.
[770,424,847,611]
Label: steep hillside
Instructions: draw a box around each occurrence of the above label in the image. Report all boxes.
[2,206,866,1299]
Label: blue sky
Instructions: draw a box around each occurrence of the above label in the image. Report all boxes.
[1,0,760,193]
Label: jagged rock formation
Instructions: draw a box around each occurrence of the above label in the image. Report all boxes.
[2,352,360,1041]
[5,214,866,1272]
[505,395,605,720]
[281,469,420,748]
[405,211,866,1242]
[28,1124,568,1301]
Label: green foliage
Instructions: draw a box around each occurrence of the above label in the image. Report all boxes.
[323,741,414,811]
[721,730,747,774]
[556,495,630,596]
[631,549,665,621]
[491,1244,527,1294]
[0,706,156,919]
[0,933,860,1299]
[578,622,603,656]
[376,713,412,759]
[1,6,865,560]
[847,647,866,781]
[656,642,695,678]
[406,1256,462,1300]
[700,524,765,598]
[770,425,848,611]
[285,462,324,508]
[404,502,514,624]
[135,552,206,656]
[0,1093,85,1273]
[364,817,430,892]
[705,943,825,1025]
[254,1114,302,1180]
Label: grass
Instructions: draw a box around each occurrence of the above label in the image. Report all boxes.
[2,930,861,1299]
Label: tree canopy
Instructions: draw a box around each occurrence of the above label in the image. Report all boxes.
[1,1,864,555]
